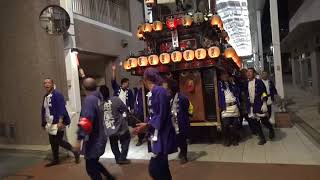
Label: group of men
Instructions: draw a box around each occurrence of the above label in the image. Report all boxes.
[41,66,192,180]
[41,65,277,180]
[218,68,277,146]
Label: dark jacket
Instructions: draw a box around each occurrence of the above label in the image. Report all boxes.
[41,90,70,127]
[111,79,134,111]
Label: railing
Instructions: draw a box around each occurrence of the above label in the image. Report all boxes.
[72,0,130,32]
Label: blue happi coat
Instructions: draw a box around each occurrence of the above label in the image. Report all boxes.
[218,81,240,111]
[266,79,278,101]
[172,93,190,137]
[111,80,134,111]
[77,91,107,159]
[147,85,177,155]
[41,90,70,127]
[134,88,144,119]
[244,79,268,114]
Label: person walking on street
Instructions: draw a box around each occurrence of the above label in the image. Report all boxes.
[245,68,275,145]
[134,68,177,180]
[99,85,131,165]
[41,78,80,167]
[75,78,115,180]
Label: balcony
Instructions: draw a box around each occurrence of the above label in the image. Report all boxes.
[72,0,130,32]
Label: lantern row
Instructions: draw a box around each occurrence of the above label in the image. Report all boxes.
[137,14,225,40]
[123,46,243,70]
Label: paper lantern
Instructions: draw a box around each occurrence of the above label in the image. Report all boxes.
[143,23,153,33]
[128,58,138,68]
[166,17,178,30]
[193,12,204,24]
[182,15,193,27]
[183,50,195,61]
[148,55,159,65]
[224,47,237,59]
[136,25,144,40]
[208,46,220,58]
[160,53,170,64]
[138,56,148,66]
[123,60,131,70]
[171,51,182,62]
[211,14,223,29]
[195,48,207,60]
[152,21,163,31]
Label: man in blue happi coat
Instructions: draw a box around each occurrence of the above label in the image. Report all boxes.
[164,79,192,164]
[99,85,131,165]
[261,71,278,119]
[134,67,177,180]
[218,71,241,146]
[41,78,79,167]
[245,68,275,145]
[134,80,147,146]
[75,78,115,180]
[111,65,134,111]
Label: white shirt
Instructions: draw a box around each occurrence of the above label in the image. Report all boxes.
[224,85,236,103]
[221,85,239,118]
[43,93,58,135]
[248,79,256,104]
[119,89,127,105]
[262,79,272,105]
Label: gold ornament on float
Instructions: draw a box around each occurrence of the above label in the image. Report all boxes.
[193,12,204,24]
[182,15,193,27]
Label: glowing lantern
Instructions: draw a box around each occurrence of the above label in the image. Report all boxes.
[152,21,163,31]
[193,12,204,24]
[166,17,178,30]
[138,56,148,66]
[211,14,223,29]
[195,48,207,60]
[148,55,159,65]
[171,51,183,62]
[160,53,170,64]
[136,25,144,40]
[224,47,237,59]
[143,23,153,33]
[123,60,131,70]
[128,58,138,68]
[182,15,193,27]
[208,46,220,58]
[183,50,195,61]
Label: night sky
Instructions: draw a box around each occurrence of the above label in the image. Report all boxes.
[262,0,289,53]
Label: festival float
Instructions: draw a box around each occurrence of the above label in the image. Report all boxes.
[124,0,242,141]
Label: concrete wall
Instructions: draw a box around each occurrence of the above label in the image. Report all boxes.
[289,0,320,31]
[74,0,145,89]
[0,0,68,144]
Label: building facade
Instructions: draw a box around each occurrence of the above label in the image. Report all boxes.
[281,0,320,96]
[0,0,144,145]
